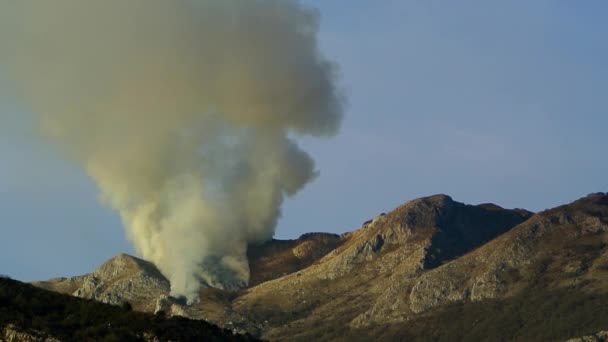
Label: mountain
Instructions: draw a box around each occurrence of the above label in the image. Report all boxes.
[0,276,256,341]
[32,193,608,341]
[247,232,344,286]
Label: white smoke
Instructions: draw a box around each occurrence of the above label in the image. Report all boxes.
[0,0,343,303]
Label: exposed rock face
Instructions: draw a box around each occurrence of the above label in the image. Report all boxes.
[75,255,169,309]
[35,254,170,313]
[32,193,608,341]
[409,193,608,315]
[565,331,608,342]
[315,195,531,282]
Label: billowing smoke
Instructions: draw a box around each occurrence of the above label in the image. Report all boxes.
[0,1,343,302]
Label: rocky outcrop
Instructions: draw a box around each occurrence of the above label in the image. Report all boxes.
[1,324,60,342]
[565,331,608,342]
[317,195,531,282]
[33,254,214,326]
[44,254,171,313]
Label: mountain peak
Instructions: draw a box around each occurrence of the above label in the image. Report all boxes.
[95,253,165,282]
[415,193,454,204]
[407,192,608,316]
[286,194,532,283]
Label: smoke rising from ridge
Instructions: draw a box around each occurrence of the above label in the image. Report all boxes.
[0,1,343,302]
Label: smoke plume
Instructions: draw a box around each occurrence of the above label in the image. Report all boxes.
[0,1,343,302]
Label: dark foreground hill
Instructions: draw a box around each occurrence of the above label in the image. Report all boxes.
[33,192,608,341]
[0,277,257,342]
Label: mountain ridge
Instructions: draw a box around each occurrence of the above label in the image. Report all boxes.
[32,193,608,341]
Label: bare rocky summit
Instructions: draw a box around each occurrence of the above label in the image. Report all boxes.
[34,193,608,341]
[34,254,169,313]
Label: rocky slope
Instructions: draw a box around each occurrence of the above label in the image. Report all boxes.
[34,254,169,313]
[0,277,256,342]
[247,232,343,286]
[408,193,608,315]
[1,324,60,342]
[33,193,608,341]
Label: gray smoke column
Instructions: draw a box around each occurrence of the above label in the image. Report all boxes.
[0,1,343,303]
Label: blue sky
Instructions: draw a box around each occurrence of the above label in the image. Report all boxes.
[1,1,607,281]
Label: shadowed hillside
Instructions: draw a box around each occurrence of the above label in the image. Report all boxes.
[247,232,344,286]
[0,277,257,341]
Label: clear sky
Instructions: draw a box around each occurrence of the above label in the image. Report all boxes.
[1,1,607,281]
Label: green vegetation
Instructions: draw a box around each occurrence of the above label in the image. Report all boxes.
[0,277,257,341]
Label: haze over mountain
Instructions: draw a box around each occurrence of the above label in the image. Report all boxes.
[33,193,608,341]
